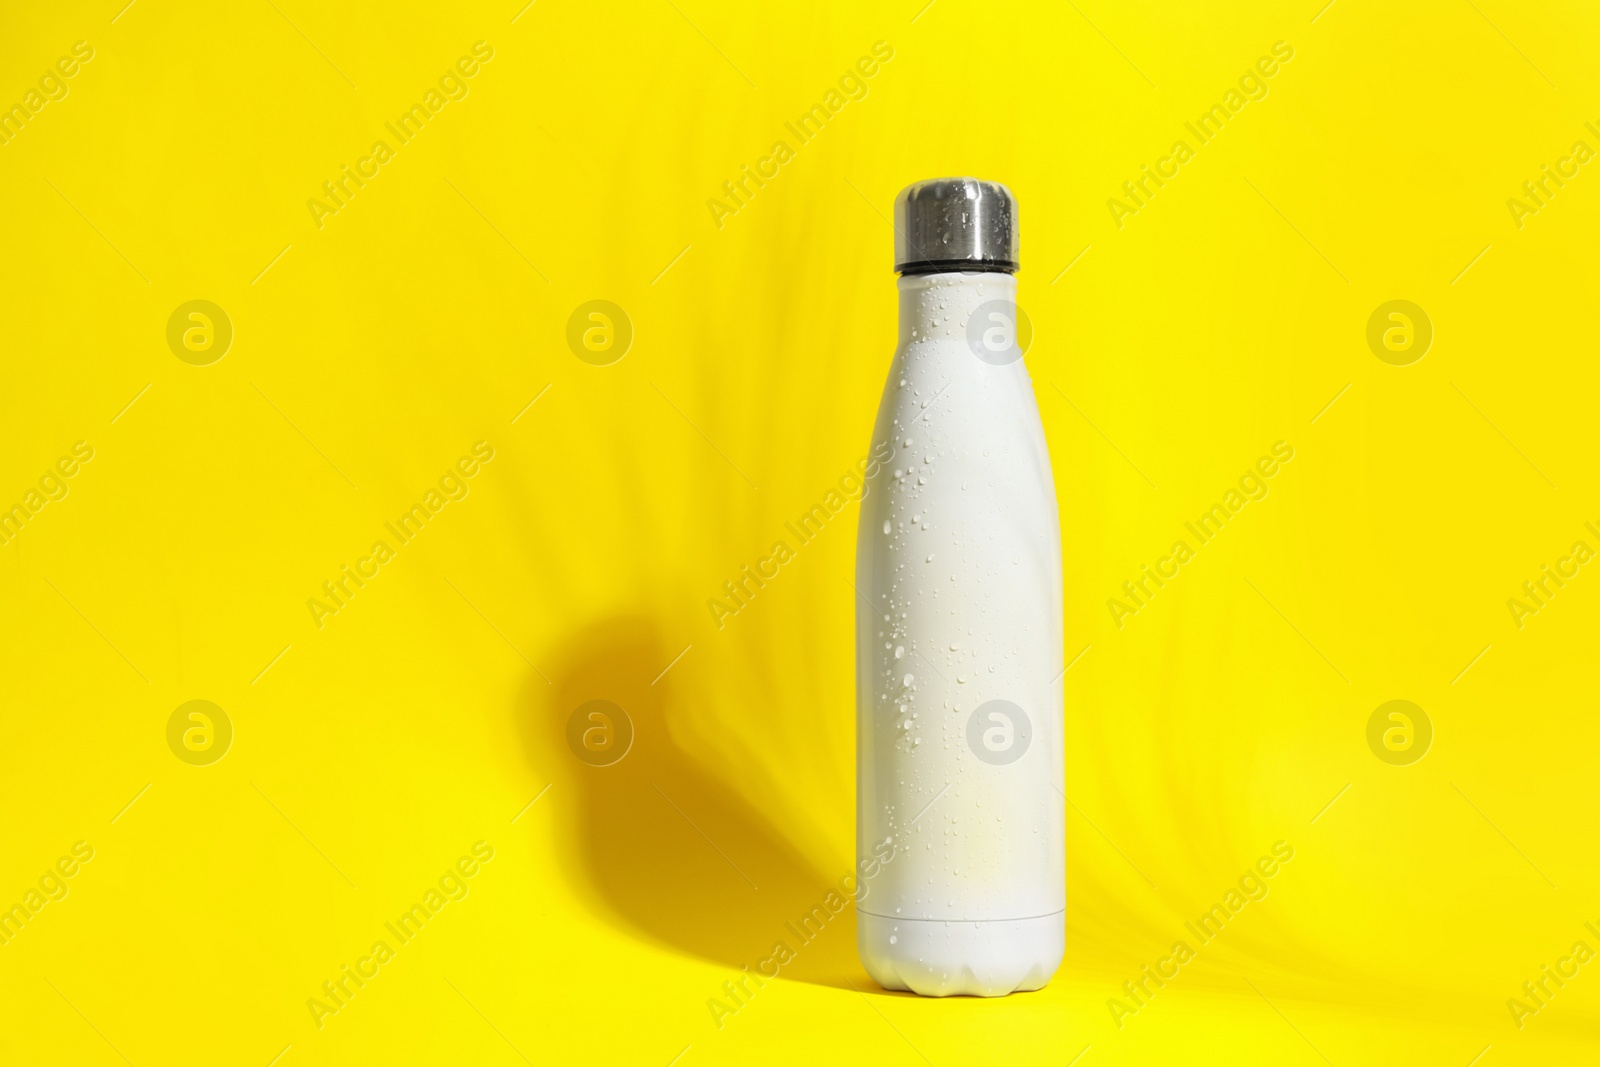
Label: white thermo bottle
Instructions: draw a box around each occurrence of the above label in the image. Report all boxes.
[855,178,1064,996]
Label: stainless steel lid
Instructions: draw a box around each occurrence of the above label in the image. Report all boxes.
[893,177,1019,275]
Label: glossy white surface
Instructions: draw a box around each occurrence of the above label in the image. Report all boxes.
[855,271,1064,997]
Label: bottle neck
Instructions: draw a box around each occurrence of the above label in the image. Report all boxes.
[896,271,1017,348]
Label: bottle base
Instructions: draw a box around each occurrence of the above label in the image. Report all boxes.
[857,910,1063,997]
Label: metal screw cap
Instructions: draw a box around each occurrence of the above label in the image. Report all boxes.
[894,177,1019,275]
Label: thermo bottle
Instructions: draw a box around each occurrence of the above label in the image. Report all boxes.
[855,178,1064,996]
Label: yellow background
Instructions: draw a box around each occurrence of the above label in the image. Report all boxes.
[2,0,1598,1062]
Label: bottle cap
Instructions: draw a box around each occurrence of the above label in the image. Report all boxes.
[894,177,1019,275]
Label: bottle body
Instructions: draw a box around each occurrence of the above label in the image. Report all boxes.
[855,270,1064,997]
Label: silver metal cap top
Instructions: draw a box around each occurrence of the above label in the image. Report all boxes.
[893,177,1019,275]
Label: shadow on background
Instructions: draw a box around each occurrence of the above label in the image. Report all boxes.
[517,616,862,990]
